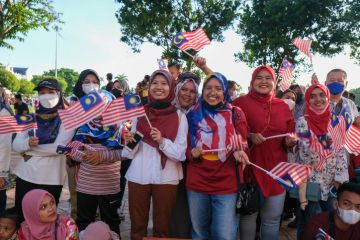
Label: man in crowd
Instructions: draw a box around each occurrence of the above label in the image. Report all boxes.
[303,182,360,239]
[13,93,29,115]
[105,73,114,92]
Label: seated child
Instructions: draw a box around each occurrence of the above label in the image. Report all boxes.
[0,208,20,240]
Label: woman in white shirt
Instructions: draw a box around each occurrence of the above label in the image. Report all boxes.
[13,79,74,219]
[122,69,188,240]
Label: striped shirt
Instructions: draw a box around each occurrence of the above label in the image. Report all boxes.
[76,144,122,195]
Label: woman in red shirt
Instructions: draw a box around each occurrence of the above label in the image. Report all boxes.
[233,66,296,240]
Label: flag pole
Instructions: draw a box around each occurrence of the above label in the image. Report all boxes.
[265,133,291,140]
[144,114,153,128]
[249,162,294,188]
[276,55,286,91]
[181,49,195,59]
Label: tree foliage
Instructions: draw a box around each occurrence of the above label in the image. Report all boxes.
[0,0,62,49]
[350,88,360,106]
[31,75,67,93]
[236,0,360,72]
[115,0,240,69]
[43,68,79,96]
[115,73,128,82]
[0,68,19,91]
[18,79,35,94]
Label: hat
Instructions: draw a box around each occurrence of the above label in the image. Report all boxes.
[34,78,61,91]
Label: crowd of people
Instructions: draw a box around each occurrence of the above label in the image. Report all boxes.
[0,56,360,240]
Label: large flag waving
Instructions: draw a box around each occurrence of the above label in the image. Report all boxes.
[293,37,312,58]
[269,162,312,189]
[102,94,145,126]
[344,125,360,155]
[58,91,106,130]
[0,114,37,134]
[172,27,210,51]
[279,57,295,91]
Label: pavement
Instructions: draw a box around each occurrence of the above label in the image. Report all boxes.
[6,152,296,239]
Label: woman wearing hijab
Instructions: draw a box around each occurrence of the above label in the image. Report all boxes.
[111,79,130,98]
[18,189,78,240]
[122,69,188,240]
[169,72,200,238]
[232,66,296,240]
[71,69,122,236]
[13,78,75,219]
[295,84,349,239]
[0,86,14,215]
[186,72,249,240]
[79,221,119,240]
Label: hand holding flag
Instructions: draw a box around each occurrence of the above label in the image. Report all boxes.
[0,114,37,134]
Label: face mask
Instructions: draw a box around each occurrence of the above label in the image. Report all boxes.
[82,83,99,94]
[295,92,304,104]
[338,207,360,225]
[111,89,123,98]
[327,82,345,95]
[283,99,295,111]
[38,94,59,109]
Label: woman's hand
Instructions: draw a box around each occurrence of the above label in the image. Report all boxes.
[249,133,266,145]
[29,136,39,147]
[150,127,163,145]
[83,151,101,165]
[191,147,203,159]
[193,56,213,75]
[124,128,135,145]
[285,135,298,147]
[233,150,250,168]
[311,73,319,85]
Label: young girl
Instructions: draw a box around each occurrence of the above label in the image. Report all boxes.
[0,208,20,240]
[18,189,78,240]
[122,69,188,240]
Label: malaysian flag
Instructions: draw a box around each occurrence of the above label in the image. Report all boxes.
[172,27,211,51]
[102,94,146,126]
[56,141,95,162]
[58,91,106,130]
[157,58,168,70]
[279,57,295,91]
[293,37,312,58]
[344,125,360,155]
[315,228,334,240]
[270,162,312,189]
[0,114,37,134]
[229,134,247,151]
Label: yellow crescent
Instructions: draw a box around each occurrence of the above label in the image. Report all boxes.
[86,93,97,105]
[27,115,33,121]
[133,95,141,104]
[344,112,351,124]
[173,34,184,45]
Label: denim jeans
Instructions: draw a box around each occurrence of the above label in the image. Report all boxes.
[297,197,334,240]
[239,191,286,240]
[187,190,239,240]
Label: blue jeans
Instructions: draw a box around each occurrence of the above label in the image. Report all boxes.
[297,197,334,240]
[0,190,6,215]
[187,190,239,240]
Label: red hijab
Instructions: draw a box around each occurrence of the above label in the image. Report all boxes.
[21,189,68,240]
[137,70,179,168]
[248,65,277,103]
[304,84,331,136]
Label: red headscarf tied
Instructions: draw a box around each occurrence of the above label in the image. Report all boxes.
[137,70,179,169]
[249,65,277,103]
[304,84,331,136]
[21,189,68,240]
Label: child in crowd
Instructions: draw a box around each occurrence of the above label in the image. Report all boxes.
[0,208,20,240]
[79,221,119,240]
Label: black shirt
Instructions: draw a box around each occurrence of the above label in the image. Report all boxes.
[106,82,114,92]
[14,102,29,115]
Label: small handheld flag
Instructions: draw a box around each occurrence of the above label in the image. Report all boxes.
[0,114,37,134]
[157,58,168,70]
[279,57,295,92]
[172,27,210,52]
[316,228,334,240]
[102,94,146,126]
[344,125,360,156]
[58,91,106,130]
[293,37,312,58]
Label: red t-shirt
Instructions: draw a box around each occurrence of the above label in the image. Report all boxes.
[303,212,360,240]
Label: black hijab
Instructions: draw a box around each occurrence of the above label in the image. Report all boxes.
[73,69,100,98]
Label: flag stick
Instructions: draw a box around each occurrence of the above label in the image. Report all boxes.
[249,162,294,188]
[144,114,153,128]
[276,56,286,90]
[202,148,227,153]
[265,133,291,140]
[32,112,37,137]
[181,49,195,59]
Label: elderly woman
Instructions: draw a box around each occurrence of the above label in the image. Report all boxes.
[186,72,249,240]
[233,66,296,240]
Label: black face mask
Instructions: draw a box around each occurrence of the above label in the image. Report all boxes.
[295,92,304,104]
[111,89,123,98]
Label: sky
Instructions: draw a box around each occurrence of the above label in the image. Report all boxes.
[0,0,360,92]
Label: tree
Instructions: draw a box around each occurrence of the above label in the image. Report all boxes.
[43,68,79,96]
[31,75,67,93]
[115,73,128,82]
[18,79,35,95]
[115,0,240,69]
[235,0,360,72]
[0,68,19,91]
[0,0,62,49]
[350,88,360,106]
